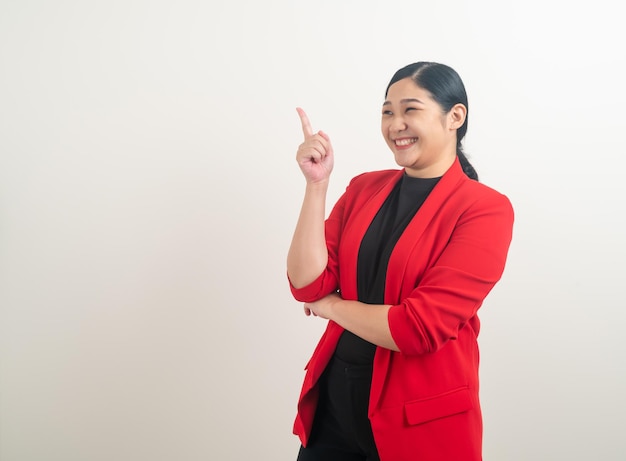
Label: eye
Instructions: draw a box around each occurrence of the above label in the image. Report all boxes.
[405,107,418,113]
[382,110,393,116]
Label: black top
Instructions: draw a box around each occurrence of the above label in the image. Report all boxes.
[334,173,441,364]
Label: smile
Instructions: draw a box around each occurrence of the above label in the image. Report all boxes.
[394,138,418,147]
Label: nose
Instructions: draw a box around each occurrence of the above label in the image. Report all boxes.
[389,115,407,132]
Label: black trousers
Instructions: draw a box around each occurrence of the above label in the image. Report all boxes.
[296,356,380,461]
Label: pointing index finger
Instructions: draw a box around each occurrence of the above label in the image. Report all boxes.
[296,107,314,139]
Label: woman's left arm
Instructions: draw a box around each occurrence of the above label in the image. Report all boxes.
[304,294,398,351]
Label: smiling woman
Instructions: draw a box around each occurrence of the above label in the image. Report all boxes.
[287,61,514,461]
[382,62,477,180]
[382,77,465,179]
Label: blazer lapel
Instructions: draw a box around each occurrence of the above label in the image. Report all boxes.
[384,158,466,304]
[369,158,466,413]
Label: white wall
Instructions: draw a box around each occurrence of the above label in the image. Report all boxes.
[1,1,624,460]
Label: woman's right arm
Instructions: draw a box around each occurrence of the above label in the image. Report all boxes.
[287,108,334,289]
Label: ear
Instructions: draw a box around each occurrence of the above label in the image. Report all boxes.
[447,103,467,130]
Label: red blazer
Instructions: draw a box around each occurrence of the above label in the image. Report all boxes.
[289,158,514,461]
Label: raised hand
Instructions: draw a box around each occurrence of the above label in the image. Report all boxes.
[295,107,334,184]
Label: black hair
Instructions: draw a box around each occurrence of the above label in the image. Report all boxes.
[385,62,478,181]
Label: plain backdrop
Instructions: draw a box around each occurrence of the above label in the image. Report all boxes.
[1,1,625,460]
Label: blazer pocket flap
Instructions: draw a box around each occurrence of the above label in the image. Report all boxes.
[404,387,474,426]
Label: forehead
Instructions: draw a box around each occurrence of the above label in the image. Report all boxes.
[385,78,433,103]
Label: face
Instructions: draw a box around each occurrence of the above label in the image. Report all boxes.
[381,77,465,178]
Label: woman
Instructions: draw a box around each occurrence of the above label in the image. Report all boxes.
[287,61,514,461]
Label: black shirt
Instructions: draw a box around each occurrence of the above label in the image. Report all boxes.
[333,173,441,364]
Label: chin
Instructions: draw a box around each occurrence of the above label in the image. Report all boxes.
[393,152,419,169]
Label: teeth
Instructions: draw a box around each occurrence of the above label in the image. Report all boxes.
[395,138,417,146]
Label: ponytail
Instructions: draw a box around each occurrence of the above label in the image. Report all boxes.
[457,149,478,181]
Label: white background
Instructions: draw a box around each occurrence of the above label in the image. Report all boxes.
[1,1,625,460]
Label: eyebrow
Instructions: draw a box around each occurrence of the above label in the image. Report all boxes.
[382,98,425,106]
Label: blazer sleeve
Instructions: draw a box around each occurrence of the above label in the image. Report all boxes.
[288,182,350,303]
[388,190,515,355]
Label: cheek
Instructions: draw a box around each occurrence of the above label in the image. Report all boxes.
[381,117,396,133]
